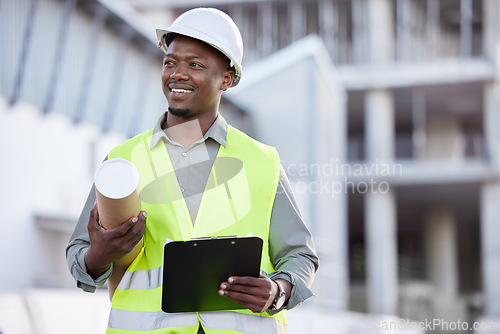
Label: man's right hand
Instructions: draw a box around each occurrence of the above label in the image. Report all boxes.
[84,202,147,279]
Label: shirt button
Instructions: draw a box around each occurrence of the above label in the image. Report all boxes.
[182,152,187,157]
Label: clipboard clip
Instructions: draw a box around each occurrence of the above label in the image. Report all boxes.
[190,235,238,241]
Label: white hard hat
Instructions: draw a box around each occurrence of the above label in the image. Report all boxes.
[156,8,243,87]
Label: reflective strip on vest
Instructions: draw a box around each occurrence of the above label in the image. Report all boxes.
[108,309,198,331]
[200,311,288,334]
[117,266,163,290]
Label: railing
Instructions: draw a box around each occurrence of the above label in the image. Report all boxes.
[347,132,484,162]
[171,0,485,66]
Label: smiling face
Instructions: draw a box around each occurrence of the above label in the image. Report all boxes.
[161,35,234,122]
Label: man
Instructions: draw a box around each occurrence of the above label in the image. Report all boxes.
[67,7,318,334]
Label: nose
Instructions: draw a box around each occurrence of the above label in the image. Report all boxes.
[170,65,189,81]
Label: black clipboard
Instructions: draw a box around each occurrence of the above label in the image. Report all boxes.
[161,236,263,313]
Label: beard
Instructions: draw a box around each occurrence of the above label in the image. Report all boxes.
[168,107,192,118]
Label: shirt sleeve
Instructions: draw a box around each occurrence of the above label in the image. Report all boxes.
[267,165,319,314]
[66,184,113,293]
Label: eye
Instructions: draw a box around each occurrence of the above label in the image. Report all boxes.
[163,59,174,66]
[190,62,204,68]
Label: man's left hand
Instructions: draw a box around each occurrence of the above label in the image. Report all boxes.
[218,275,290,313]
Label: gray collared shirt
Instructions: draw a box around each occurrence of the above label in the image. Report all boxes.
[66,112,319,312]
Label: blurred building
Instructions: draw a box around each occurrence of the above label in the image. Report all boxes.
[1,0,500,333]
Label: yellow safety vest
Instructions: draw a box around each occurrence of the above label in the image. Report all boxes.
[105,125,288,334]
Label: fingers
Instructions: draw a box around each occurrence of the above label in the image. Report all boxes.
[88,203,104,233]
[107,211,147,237]
[221,293,266,313]
[219,276,271,297]
[219,289,272,313]
[218,276,275,313]
[109,211,147,250]
[232,276,260,286]
[121,212,147,250]
[220,286,272,304]
[88,210,147,255]
[127,211,147,238]
[225,275,271,287]
[92,202,99,222]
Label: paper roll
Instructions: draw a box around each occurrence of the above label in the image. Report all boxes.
[94,158,141,228]
[94,158,143,300]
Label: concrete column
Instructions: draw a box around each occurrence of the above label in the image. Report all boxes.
[480,183,500,316]
[365,89,395,162]
[481,80,500,323]
[257,2,273,57]
[424,205,458,297]
[364,0,397,317]
[313,62,348,310]
[288,2,304,43]
[425,117,465,161]
[365,189,398,314]
[424,205,468,329]
[479,1,500,331]
[316,191,348,310]
[367,0,394,65]
[483,81,500,172]
[364,88,397,315]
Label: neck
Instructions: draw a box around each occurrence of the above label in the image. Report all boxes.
[163,112,217,148]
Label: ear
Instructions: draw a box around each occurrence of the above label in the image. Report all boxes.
[221,69,235,91]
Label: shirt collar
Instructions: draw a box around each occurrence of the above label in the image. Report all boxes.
[150,112,228,151]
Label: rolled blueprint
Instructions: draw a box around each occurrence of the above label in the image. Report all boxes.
[94,158,141,227]
[94,158,143,299]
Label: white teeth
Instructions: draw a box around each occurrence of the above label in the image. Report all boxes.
[171,88,192,93]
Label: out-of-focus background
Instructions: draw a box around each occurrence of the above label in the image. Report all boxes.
[1,0,500,333]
